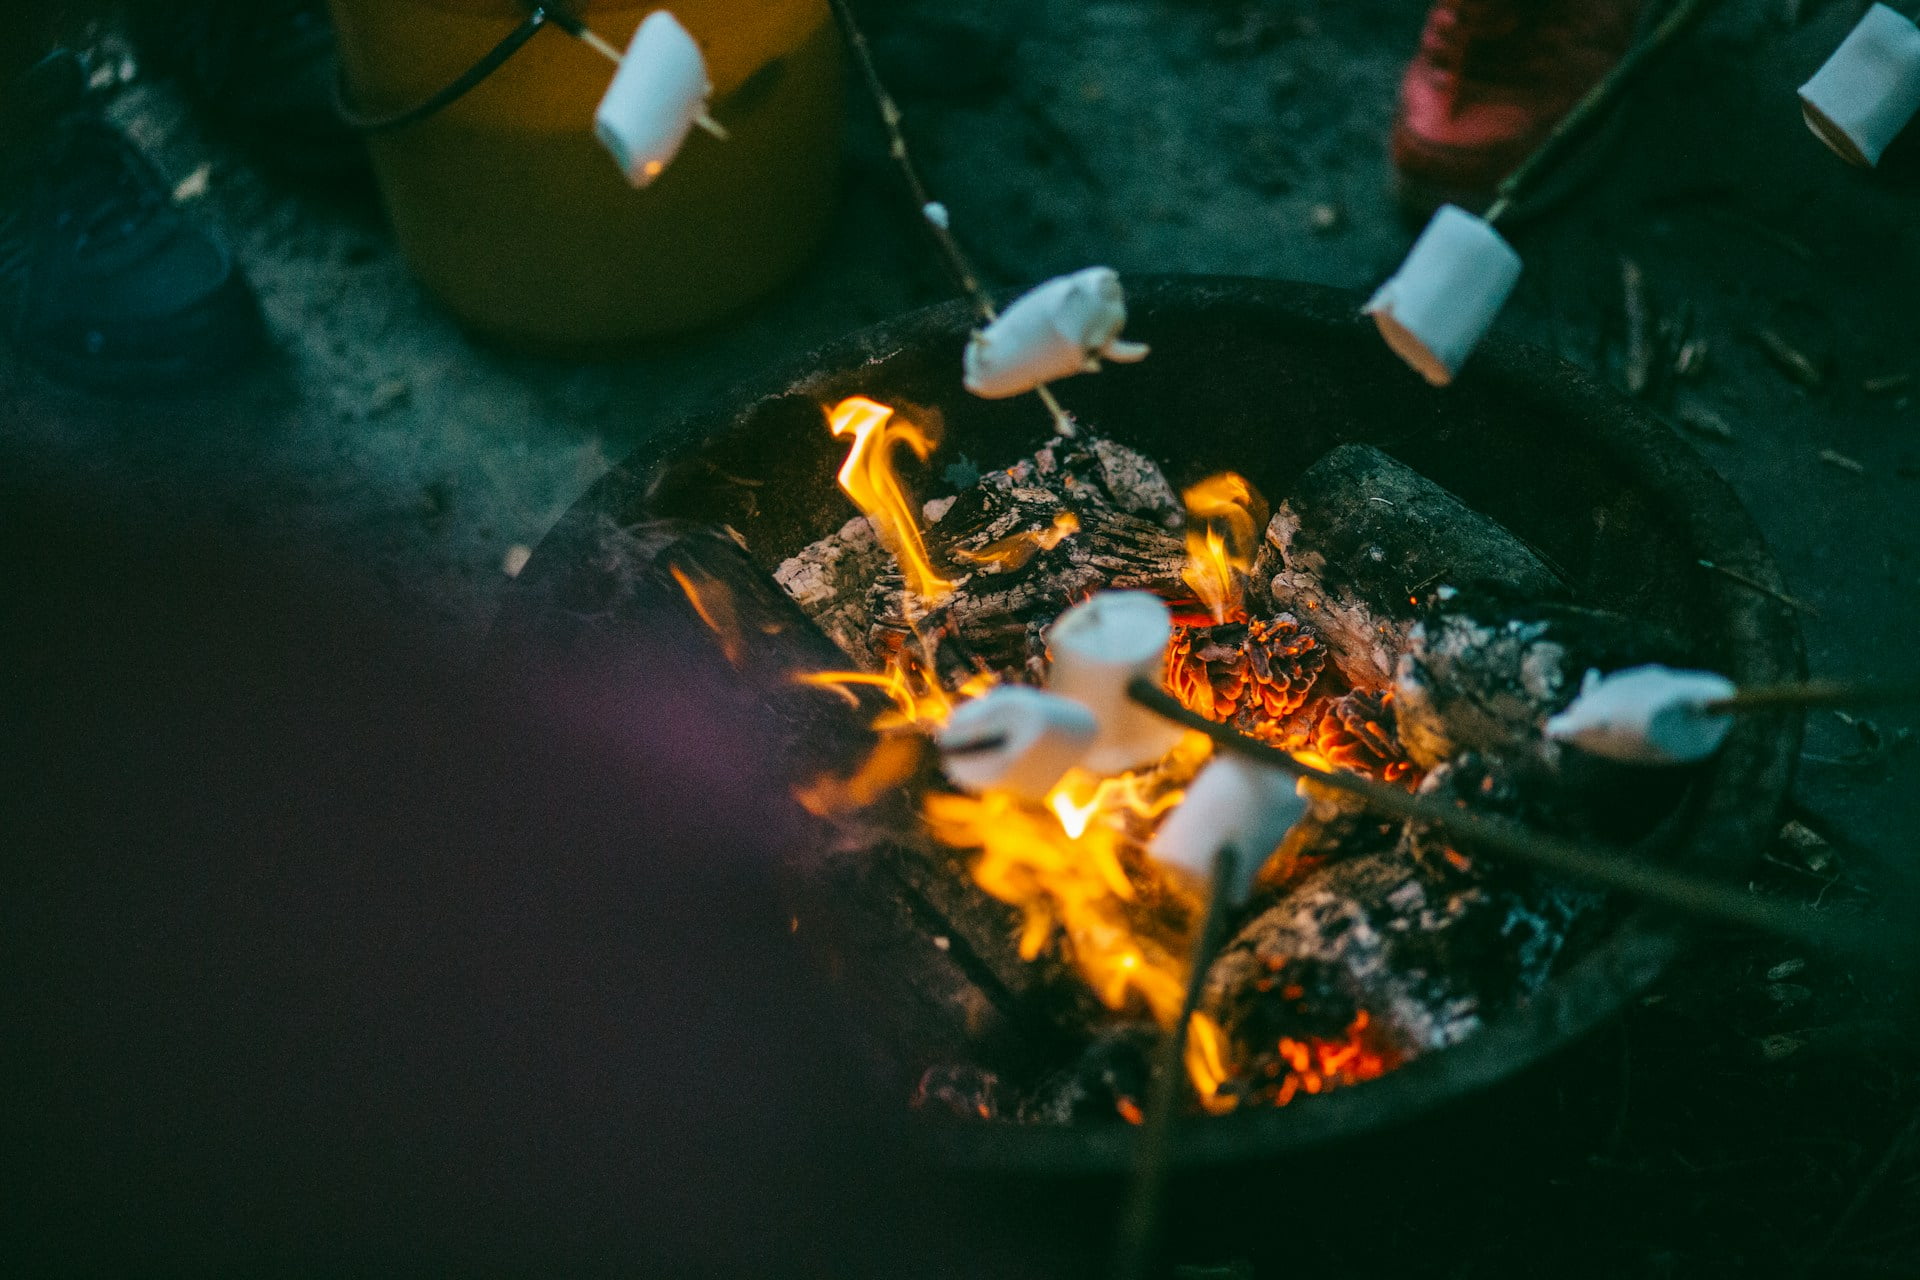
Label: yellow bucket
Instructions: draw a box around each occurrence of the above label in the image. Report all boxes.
[328,0,843,353]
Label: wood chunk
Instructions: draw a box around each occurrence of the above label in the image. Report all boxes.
[1391,592,1693,771]
[1263,445,1567,687]
[775,515,891,666]
[1200,846,1599,1089]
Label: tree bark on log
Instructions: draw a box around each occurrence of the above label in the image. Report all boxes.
[1263,444,1569,687]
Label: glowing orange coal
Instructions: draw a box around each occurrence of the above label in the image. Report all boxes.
[827,396,953,605]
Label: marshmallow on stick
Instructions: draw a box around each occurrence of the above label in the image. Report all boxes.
[1365,204,1522,387]
[1799,4,1920,168]
[1543,664,1737,765]
[963,267,1150,400]
[1149,756,1307,906]
[936,685,1098,802]
[1045,590,1185,774]
[595,12,723,188]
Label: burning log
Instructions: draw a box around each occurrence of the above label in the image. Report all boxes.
[1198,785,1602,1108]
[1264,444,1568,688]
[1391,591,1694,771]
[495,514,891,789]
[777,434,1188,673]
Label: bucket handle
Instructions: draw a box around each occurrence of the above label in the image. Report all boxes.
[335,2,592,133]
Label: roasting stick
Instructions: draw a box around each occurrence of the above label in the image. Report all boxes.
[824,0,1080,438]
[1110,845,1242,1280]
[1704,679,1920,715]
[1481,0,1718,225]
[1125,679,1896,958]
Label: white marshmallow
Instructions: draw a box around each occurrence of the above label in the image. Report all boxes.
[1044,591,1184,774]
[594,12,713,188]
[1364,205,1522,387]
[936,685,1098,802]
[963,267,1150,400]
[1543,664,1737,766]
[1799,4,1920,168]
[1149,756,1307,906]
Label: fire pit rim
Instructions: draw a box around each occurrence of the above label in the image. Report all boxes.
[503,275,1804,1175]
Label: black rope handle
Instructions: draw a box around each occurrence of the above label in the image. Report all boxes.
[334,2,592,134]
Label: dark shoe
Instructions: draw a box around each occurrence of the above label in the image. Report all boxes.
[131,0,366,183]
[1390,0,1648,216]
[10,53,265,391]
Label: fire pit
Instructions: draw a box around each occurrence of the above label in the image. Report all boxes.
[494,276,1802,1174]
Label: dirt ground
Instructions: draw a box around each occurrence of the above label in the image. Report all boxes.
[3,0,1915,1274]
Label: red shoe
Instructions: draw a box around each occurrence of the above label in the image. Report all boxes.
[1391,0,1649,216]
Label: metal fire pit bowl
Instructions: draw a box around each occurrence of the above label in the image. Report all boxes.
[498,277,1803,1175]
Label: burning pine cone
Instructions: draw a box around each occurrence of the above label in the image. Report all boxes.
[1312,689,1417,785]
[1166,614,1327,729]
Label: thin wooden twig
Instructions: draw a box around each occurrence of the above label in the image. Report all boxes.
[1697,558,1821,616]
[567,17,728,138]
[1110,845,1240,1280]
[1484,0,1718,225]
[824,0,1078,437]
[1126,679,1900,959]
[1706,681,1920,715]
[936,733,1009,757]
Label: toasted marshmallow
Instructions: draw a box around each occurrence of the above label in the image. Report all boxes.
[1799,4,1920,168]
[1544,664,1737,765]
[595,12,713,188]
[937,685,1098,802]
[1365,205,1521,387]
[963,267,1150,400]
[1149,756,1307,905]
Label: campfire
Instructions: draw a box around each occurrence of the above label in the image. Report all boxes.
[487,277,1812,1167]
[749,388,1711,1126]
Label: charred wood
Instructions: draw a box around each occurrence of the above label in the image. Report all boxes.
[1263,444,1568,686]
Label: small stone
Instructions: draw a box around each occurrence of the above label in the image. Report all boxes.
[1308,203,1345,234]
[171,162,212,204]
[1778,819,1836,873]
[502,544,533,578]
[1759,1032,1806,1061]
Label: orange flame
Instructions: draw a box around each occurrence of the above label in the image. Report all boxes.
[952,510,1081,573]
[1184,1010,1239,1115]
[924,734,1212,1027]
[796,651,993,733]
[793,732,927,817]
[827,396,953,605]
[1180,473,1269,624]
[669,562,745,668]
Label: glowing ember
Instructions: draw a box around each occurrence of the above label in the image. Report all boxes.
[1180,472,1268,624]
[827,396,953,605]
[1266,1011,1394,1105]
